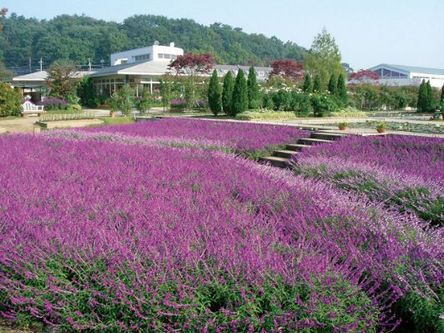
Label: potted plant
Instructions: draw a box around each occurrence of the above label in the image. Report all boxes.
[376,122,386,133]
[338,121,348,130]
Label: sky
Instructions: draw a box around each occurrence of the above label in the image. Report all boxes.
[2,0,443,70]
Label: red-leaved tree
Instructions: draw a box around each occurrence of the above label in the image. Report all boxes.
[168,53,214,76]
[350,69,380,82]
[270,59,304,81]
[167,53,215,109]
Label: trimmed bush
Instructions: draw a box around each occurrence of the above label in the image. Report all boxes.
[37,97,68,111]
[0,83,22,117]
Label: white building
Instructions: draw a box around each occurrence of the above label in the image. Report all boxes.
[367,64,444,88]
[110,42,184,65]
[90,42,272,96]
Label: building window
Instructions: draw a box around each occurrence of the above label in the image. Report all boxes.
[134,54,150,61]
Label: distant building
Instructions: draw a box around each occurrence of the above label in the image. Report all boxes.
[11,42,273,100]
[90,43,272,96]
[357,64,444,88]
[11,70,92,103]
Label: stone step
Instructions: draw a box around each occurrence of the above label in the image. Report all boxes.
[273,149,299,159]
[259,156,291,168]
[298,138,332,145]
[310,132,346,141]
[285,143,312,152]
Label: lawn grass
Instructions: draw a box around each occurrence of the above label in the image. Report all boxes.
[100,116,135,125]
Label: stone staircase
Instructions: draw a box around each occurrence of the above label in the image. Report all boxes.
[259,131,347,168]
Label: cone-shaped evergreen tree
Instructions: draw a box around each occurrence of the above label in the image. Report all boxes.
[417,80,425,112]
[247,66,260,109]
[328,73,337,94]
[313,75,322,93]
[441,84,444,102]
[231,69,248,115]
[222,71,234,115]
[208,69,222,116]
[425,80,435,112]
[337,74,347,105]
[302,73,313,93]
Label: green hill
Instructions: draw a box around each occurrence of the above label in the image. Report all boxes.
[0,13,305,70]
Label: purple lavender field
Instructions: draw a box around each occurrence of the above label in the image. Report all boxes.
[0,127,443,332]
[84,118,309,156]
[295,135,444,227]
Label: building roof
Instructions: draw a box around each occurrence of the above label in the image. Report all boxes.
[90,61,172,78]
[13,70,94,82]
[369,64,444,76]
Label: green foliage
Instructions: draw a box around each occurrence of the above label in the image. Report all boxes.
[0,83,22,116]
[417,80,436,112]
[0,61,12,82]
[441,85,444,103]
[46,60,79,99]
[159,76,172,110]
[0,14,304,68]
[313,74,322,92]
[304,28,345,88]
[207,69,222,116]
[328,73,337,94]
[5,258,379,332]
[235,110,297,121]
[222,71,234,114]
[393,289,444,333]
[330,106,367,118]
[247,66,261,109]
[350,84,418,111]
[302,73,313,93]
[272,90,291,111]
[261,93,274,110]
[77,77,97,107]
[135,89,152,115]
[108,84,134,116]
[336,73,347,106]
[231,69,248,115]
[291,92,313,116]
[311,93,339,117]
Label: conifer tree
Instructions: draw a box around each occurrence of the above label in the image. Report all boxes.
[302,73,313,93]
[222,71,234,115]
[231,69,248,115]
[313,75,322,92]
[417,80,425,112]
[247,66,260,109]
[337,73,347,105]
[441,84,444,103]
[208,69,222,116]
[328,73,337,94]
[425,80,435,112]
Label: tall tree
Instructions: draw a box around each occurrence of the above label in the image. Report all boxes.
[247,66,260,109]
[169,53,214,109]
[0,8,11,82]
[208,69,222,116]
[440,84,444,103]
[417,80,425,112]
[0,7,6,31]
[46,60,79,99]
[424,80,435,112]
[337,74,347,105]
[304,28,344,88]
[302,73,313,93]
[231,69,248,115]
[328,73,337,94]
[222,71,234,114]
[313,75,322,93]
[270,59,304,81]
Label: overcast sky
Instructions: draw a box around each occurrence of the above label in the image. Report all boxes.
[2,0,443,70]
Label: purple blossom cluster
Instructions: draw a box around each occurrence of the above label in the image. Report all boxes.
[0,134,442,331]
[37,97,68,110]
[295,135,444,226]
[85,118,310,154]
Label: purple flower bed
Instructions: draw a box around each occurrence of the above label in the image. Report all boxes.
[37,97,68,110]
[0,134,442,331]
[295,135,444,226]
[85,118,309,156]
